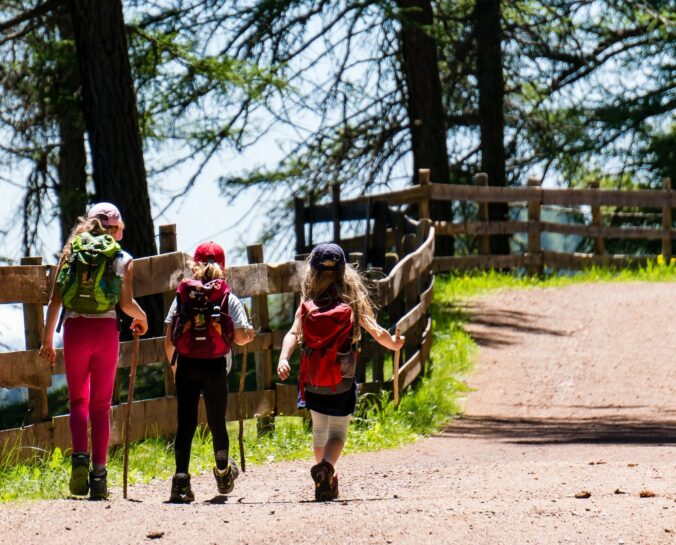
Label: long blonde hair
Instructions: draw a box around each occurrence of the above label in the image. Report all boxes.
[190,261,225,282]
[59,216,118,262]
[299,261,378,344]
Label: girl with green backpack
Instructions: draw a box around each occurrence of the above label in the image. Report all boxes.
[40,202,148,499]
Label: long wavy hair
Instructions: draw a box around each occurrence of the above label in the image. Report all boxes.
[189,261,225,282]
[59,216,122,262]
[299,261,378,344]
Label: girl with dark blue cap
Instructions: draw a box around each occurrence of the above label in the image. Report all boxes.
[277,242,404,501]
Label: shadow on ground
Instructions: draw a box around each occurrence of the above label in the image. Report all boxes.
[439,415,676,445]
[451,303,570,348]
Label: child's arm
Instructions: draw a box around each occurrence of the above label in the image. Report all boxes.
[360,317,405,351]
[164,324,175,364]
[230,294,255,346]
[277,307,301,381]
[233,327,255,346]
[39,259,64,366]
[118,259,148,335]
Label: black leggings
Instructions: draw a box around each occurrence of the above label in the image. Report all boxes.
[174,356,229,473]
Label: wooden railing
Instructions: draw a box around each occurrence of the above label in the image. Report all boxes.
[0,221,435,459]
[295,171,673,275]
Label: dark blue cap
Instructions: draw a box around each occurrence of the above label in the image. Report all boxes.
[309,243,346,271]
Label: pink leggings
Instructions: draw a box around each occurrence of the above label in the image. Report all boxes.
[63,317,119,465]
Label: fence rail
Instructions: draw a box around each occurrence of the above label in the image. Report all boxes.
[0,220,435,459]
[295,171,673,276]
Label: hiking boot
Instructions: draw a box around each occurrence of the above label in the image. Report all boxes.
[331,473,339,500]
[213,457,239,495]
[310,460,336,502]
[69,453,90,496]
[89,469,108,500]
[169,473,195,503]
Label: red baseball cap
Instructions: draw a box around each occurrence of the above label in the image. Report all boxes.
[193,241,226,268]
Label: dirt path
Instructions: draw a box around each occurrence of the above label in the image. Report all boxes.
[1,282,674,545]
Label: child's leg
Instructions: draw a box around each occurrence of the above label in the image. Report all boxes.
[201,362,230,470]
[311,410,329,462]
[87,319,119,468]
[322,415,351,466]
[63,318,94,455]
[174,363,202,474]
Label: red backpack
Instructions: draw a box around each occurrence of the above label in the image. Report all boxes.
[171,278,234,360]
[299,298,354,397]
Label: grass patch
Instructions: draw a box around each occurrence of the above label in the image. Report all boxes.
[1,259,673,501]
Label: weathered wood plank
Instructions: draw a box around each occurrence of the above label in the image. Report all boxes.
[0,265,52,304]
[541,222,672,240]
[395,275,434,335]
[118,337,166,368]
[541,188,669,208]
[430,182,670,209]
[430,183,539,203]
[0,350,52,389]
[434,220,530,237]
[132,251,191,297]
[397,317,432,391]
[226,261,307,297]
[374,227,435,305]
[275,383,303,417]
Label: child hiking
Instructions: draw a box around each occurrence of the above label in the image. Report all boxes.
[164,241,255,503]
[39,202,148,499]
[277,243,404,501]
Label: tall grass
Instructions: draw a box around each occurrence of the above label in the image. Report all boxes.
[1,260,673,501]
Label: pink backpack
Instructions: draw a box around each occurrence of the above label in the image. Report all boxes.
[171,278,234,359]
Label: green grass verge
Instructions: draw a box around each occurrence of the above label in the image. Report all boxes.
[1,259,673,501]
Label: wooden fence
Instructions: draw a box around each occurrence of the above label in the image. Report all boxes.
[296,171,673,275]
[0,220,435,459]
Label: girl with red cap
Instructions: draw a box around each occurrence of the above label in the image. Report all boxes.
[40,202,148,499]
[164,241,255,502]
[277,242,404,501]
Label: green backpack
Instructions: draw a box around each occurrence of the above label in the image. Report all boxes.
[56,232,123,314]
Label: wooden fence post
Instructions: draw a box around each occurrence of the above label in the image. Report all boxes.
[332,182,341,243]
[294,197,306,255]
[21,256,50,423]
[663,177,672,263]
[247,243,275,435]
[527,177,543,276]
[474,173,490,256]
[418,168,431,220]
[590,181,605,256]
[159,224,177,396]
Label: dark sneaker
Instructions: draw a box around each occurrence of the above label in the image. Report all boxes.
[310,460,336,502]
[169,473,195,503]
[69,453,90,496]
[89,469,108,500]
[213,458,239,495]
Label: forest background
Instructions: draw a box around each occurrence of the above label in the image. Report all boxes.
[0,1,673,380]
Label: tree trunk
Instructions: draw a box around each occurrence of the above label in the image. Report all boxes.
[474,0,509,255]
[54,13,88,246]
[68,0,155,259]
[397,0,453,255]
[68,0,162,334]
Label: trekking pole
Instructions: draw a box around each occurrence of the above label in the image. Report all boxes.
[393,328,401,407]
[238,305,251,472]
[123,332,140,499]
